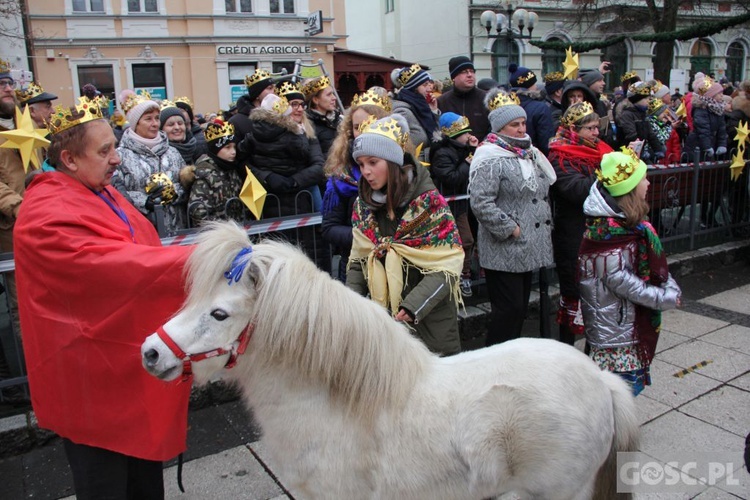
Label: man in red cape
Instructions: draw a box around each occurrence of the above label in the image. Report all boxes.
[14,107,192,498]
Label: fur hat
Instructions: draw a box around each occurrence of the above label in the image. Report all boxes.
[449,56,474,80]
[580,69,604,88]
[352,114,409,167]
[508,64,537,89]
[439,112,472,138]
[597,149,647,197]
[394,64,431,91]
[159,105,185,129]
[119,89,159,126]
[486,88,526,133]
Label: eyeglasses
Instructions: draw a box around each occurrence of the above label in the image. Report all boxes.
[0,79,15,89]
[290,102,306,110]
[578,125,599,132]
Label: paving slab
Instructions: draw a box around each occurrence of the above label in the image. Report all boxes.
[693,486,746,499]
[637,395,674,425]
[657,330,694,354]
[660,310,729,339]
[699,325,750,357]
[640,359,723,408]
[679,385,750,437]
[699,286,750,315]
[654,339,750,383]
[163,445,284,500]
[727,372,750,392]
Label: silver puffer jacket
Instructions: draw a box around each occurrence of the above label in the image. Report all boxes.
[578,183,681,349]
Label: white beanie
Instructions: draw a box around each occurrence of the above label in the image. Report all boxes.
[260,93,292,116]
[119,89,158,127]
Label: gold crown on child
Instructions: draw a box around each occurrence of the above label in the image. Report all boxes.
[596,147,641,187]
[204,120,235,142]
[359,115,409,150]
[441,115,470,137]
[47,97,104,135]
[351,89,392,112]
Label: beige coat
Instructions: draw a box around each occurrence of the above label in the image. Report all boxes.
[0,120,41,245]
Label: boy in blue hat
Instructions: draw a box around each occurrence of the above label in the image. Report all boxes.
[429,112,478,296]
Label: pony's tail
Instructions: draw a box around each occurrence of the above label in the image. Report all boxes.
[592,371,640,500]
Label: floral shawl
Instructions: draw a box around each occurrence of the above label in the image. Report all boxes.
[350,188,463,314]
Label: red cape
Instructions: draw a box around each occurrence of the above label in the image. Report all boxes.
[15,172,192,461]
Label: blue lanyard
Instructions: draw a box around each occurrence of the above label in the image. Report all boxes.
[94,187,136,243]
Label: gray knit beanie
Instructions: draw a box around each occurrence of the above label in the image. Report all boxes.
[352,114,409,167]
[485,88,526,133]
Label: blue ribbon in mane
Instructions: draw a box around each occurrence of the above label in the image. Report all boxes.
[224,246,253,285]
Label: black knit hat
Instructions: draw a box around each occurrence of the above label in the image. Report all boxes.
[449,56,474,80]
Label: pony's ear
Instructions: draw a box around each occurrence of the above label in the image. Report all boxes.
[245,259,262,289]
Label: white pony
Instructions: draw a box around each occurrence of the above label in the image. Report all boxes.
[142,222,639,500]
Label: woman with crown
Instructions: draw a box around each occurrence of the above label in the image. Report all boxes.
[322,87,392,281]
[469,89,557,346]
[391,64,441,155]
[14,99,193,498]
[302,75,341,158]
[547,102,613,345]
[347,113,464,356]
[578,149,681,395]
[112,89,187,234]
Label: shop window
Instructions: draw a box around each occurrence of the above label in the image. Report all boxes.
[128,0,158,13]
[273,61,295,77]
[228,63,256,104]
[542,38,566,76]
[270,0,294,14]
[726,42,745,85]
[226,0,252,13]
[77,65,115,113]
[73,0,104,12]
[132,63,166,99]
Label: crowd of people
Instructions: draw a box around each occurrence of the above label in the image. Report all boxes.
[5,51,750,496]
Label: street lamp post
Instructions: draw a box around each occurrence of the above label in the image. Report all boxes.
[480,2,538,84]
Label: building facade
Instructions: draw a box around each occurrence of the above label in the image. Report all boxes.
[20,0,346,114]
[346,0,750,91]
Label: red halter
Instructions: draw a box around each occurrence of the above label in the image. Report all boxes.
[155,323,254,382]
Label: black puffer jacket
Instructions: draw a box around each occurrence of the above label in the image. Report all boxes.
[306,109,341,159]
[437,87,490,140]
[239,109,324,217]
[615,100,663,161]
[428,137,473,217]
[685,96,728,156]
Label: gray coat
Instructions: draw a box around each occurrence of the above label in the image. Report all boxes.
[578,183,681,349]
[468,142,555,273]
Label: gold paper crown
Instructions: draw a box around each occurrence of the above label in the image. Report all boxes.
[561,101,595,128]
[360,116,409,151]
[441,115,471,138]
[47,97,104,135]
[596,147,641,187]
[120,90,153,115]
[93,93,110,109]
[696,77,714,95]
[621,71,639,83]
[15,82,45,103]
[351,89,392,112]
[276,81,302,99]
[204,120,234,143]
[174,96,193,108]
[301,76,330,99]
[160,99,177,110]
[245,69,272,88]
[487,91,520,111]
[397,64,423,87]
[515,71,536,85]
[543,71,565,83]
[628,82,652,98]
[270,94,290,115]
[647,97,667,116]
[0,59,11,74]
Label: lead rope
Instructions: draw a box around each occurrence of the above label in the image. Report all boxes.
[177,452,185,492]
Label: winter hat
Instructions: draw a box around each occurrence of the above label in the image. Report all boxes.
[245,68,275,103]
[692,72,706,93]
[159,101,186,128]
[439,112,471,138]
[543,71,566,94]
[486,88,526,133]
[260,93,292,116]
[119,89,159,126]
[477,78,499,91]
[508,64,537,89]
[580,69,604,88]
[652,82,671,100]
[395,64,431,91]
[204,119,235,156]
[174,96,194,123]
[15,82,57,105]
[597,148,647,197]
[627,81,652,104]
[701,78,724,100]
[275,80,305,102]
[0,58,13,82]
[352,114,410,167]
[449,56,474,80]
[646,97,667,117]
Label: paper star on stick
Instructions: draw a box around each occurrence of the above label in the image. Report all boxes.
[734,120,749,146]
[563,46,579,80]
[730,148,746,182]
[0,106,50,173]
[239,167,267,220]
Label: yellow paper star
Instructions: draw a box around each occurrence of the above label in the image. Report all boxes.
[675,101,687,119]
[730,144,746,182]
[239,167,267,220]
[563,46,579,80]
[734,120,749,146]
[0,106,50,173]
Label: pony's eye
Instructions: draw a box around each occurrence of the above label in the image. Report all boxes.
[210,309,229,321]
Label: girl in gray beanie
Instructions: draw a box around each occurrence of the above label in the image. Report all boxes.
[469,88,557,345]
[348,113,464,356]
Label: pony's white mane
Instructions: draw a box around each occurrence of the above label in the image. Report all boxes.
[186,222,430,422]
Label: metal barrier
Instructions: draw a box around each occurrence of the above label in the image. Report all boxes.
[1,153,749,404]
